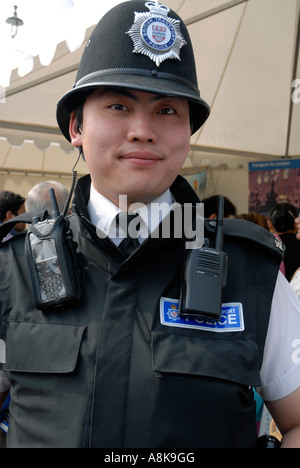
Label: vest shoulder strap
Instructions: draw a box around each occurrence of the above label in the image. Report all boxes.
[225,218,285,261]
[0,211,47,243]
[205,217,284,263]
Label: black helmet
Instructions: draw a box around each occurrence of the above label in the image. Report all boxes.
[56,0,210,141]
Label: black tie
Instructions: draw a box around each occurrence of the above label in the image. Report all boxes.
[116,213,140,257]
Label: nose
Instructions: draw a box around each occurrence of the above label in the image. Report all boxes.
[127,111,156,143]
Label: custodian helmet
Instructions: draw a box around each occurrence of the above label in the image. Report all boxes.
[56,0,210,141]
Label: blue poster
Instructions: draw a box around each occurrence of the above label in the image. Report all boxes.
[249,160,300,215]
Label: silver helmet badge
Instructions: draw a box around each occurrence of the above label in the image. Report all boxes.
[126,1,187,67]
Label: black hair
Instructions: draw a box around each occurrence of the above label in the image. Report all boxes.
[270,202,298,233]
[72,89,97,160]
[0,191,25,222]
[202,195,237,218]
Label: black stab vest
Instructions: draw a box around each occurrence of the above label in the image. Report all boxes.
[0,175,283,448]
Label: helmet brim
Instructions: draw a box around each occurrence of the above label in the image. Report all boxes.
[56,71,210,141]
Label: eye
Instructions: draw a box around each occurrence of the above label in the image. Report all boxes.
[158,107,176,115]
[110,103,129,111]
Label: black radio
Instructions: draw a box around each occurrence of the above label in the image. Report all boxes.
[25,188,82,311]
[180,196,228,320]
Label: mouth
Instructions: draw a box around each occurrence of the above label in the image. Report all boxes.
[120,152,162,168]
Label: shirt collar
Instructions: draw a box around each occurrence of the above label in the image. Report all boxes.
[87,184,174,245]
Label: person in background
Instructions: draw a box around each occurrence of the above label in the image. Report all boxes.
[295,215,300,241]
[236,211,269,230]
[202,195,237,219]
[0,190,26,445]
[0,191,26,242]
[268,202,300,282]
[25,181,70,215]
[292,214,300,298]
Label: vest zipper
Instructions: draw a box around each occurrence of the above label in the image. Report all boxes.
[79,214,131,259]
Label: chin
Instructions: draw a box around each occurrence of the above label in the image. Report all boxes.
[125,190,159,205]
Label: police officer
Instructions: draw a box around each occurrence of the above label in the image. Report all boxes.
[1,0,300,448]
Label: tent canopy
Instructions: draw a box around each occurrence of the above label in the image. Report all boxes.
[0,0,299,181]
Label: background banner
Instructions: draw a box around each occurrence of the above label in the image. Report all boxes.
[249,160,300,216]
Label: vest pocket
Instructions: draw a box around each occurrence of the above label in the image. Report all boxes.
[152,330,261,387]
[3,322,86,373]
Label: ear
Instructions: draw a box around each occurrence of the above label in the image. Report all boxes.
[69,111,83,147]
[5,210,15,221]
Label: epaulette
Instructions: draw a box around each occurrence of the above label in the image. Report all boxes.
[0,211,47,244]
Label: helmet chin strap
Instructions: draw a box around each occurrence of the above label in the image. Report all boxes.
[62,150,81,217]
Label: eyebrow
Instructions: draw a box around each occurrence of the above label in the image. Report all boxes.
[98,87,172,102]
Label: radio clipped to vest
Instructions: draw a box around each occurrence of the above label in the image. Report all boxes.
[180,196,228,320]
[25,189,82,311]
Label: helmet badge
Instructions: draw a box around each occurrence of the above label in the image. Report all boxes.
[126,1,187,67]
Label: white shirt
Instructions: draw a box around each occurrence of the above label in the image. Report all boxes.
[290,268,300,299]
[88,183,174,246]
[258,271,300,401]
[1,188,300,403]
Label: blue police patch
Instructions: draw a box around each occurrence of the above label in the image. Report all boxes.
[141,17,176,52]
[160,298,244,333]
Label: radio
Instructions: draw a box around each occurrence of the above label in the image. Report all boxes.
[25,188,82,311]
[180,196,228,320]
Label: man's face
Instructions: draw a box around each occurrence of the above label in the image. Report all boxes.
[69,88,191,207]
[2,203,26,232]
